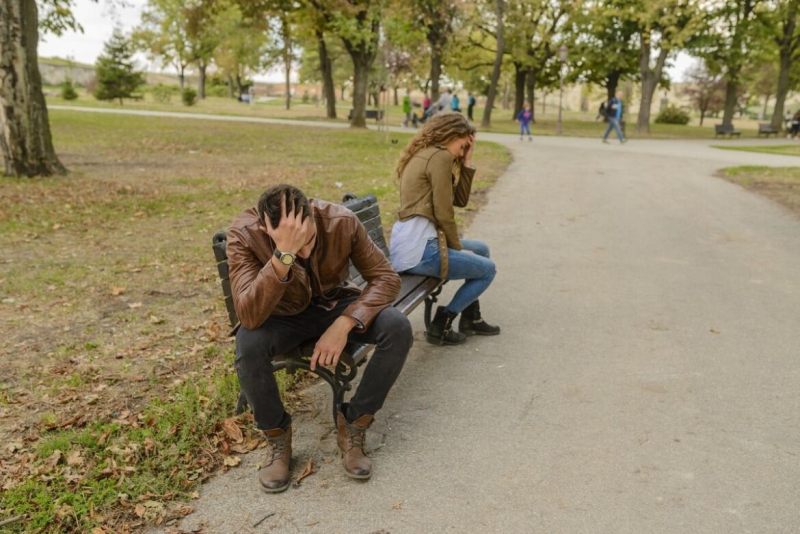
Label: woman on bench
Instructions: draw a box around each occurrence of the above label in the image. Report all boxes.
[390,113,501,346]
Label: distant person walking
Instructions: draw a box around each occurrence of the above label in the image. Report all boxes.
[402,92,412,127]
[517,103,533,141]
[423,94,431,113]
[467,93,476,121]
[602,91,627,144]
[435,88,452,115]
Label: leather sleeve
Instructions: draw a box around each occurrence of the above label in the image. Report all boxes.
[341,214,401,331]
[428,150,462,251]
[453,165,475,208]
[226,225,290,330]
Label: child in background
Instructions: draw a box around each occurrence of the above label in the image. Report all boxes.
[517,103,533,141]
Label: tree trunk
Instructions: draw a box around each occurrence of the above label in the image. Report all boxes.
[481,0,505,129]
[699,109,705,126]
[179,69,185,91]
[227,75,234,98]
[637,37,669,135]
[761,93,770,120]
[198,61,206,99]
[606,70,621,101]
[0,0,66,177]
[513,63,525,119]
[393,86,399,106]
[429,43,442,103]
[349,57,370,128]
[282,13,292,111]
[235,74,243,97]
[772,17,796,131]
[316,30,337,119]
[722,80,738,127]
[526,66,536,116]
[284,59,291,110]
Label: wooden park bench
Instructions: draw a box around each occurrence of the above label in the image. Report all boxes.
[757,123,780,138]
[212,193,444,424]
[348,109,385,122]
[714,124,742,138]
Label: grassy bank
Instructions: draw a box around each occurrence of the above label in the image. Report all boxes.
[719,166,800,216]
[712,145,800,157]
[0,111,510,532]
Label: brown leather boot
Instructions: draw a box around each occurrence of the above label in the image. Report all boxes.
[259,426,292,493]
[336,408,373,479]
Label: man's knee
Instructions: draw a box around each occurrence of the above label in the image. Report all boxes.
[235,326,278,365]
[373,308,413,350]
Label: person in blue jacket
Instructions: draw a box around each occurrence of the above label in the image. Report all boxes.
[517,103,533,141]
[451,92,461,113]
[602,91,627,144]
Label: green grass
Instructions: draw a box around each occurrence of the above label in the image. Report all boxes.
[0,110,511,533]
[712,145,800,157]
[47,89,760,140]
[719,166,800,217]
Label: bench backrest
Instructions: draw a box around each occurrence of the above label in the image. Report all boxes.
[212,194,388,329]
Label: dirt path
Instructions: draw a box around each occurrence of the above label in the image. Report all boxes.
[112,119,800,534]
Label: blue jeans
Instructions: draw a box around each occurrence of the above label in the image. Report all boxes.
[520,123,531,137]
[404,238,497,314]
[603,117,625,141]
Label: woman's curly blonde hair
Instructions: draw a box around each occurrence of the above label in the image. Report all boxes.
[396,112,476,179]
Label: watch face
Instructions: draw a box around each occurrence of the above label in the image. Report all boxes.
[279,253,295,266]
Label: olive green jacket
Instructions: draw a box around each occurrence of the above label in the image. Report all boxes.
[397,146,476,278]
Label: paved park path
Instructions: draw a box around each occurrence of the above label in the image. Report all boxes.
[64,105,800,533]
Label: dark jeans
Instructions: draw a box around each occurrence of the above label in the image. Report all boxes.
[235,296,413,430]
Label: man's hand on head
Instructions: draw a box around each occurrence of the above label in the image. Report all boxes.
[259,195,312,255]
[310,315,358,371]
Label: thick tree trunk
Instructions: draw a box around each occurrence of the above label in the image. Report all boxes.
[606,70,621,101]
[393,86,399,106]
[526,66,536,117]
[700,109,706,126]
[637,38,669,135]
[316,31,337,119]
[772,40,795,131]
[235,74,243,97]
[722,80,738,126]
[198,61,206,99]
[429,44,442,103]
[178,70,185,91]
[761,94,770,119]
[284,59,291,110]
[0,0,66,177]
[513,63,525,119]
[227,75,234,98]
[349,57,370,128]
[481,0,505,128]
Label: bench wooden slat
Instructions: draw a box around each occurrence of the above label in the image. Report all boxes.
[394,275,443,316]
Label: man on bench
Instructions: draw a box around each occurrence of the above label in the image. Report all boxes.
[226,184,413,493]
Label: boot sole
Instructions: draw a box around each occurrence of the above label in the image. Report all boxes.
[460,329,501,337]
[425,335,467,346]
[260,481,290,493]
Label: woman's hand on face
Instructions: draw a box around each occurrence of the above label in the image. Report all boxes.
[464,134,476,166]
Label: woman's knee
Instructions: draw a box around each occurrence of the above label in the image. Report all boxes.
[461,239,491,258]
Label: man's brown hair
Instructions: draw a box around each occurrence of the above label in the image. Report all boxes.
[257,184,311,229]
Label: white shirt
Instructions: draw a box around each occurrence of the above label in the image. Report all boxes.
[389,217,437,272]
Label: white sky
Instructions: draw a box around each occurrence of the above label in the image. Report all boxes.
[39,0,694,82]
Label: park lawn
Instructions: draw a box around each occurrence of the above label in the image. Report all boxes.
[719,166,800,216]
[48,90,760,140]
[712,145,800,157]
[0,110,510,533]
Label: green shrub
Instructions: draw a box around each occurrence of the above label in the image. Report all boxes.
[61,79,78,100]
[182,88,197,106]
[151,83,177,103]
[655,105,691,125]
[206,85,229,98]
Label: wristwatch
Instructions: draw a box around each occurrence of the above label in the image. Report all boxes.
[273,248,296,266]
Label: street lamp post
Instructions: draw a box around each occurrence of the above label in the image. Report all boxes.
[557,44,568,136]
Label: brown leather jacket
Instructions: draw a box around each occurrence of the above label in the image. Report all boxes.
[226,199,401,331]
[396,146,476,278]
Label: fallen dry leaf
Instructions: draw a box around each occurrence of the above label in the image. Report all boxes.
[221,418,243,443]
[294,458,316,485]
[111,286,126,296]
[91,528,106,534]
[150,315,164,324]
[128,302,143,309]
[134,503,146,517]
[66,450,84,466]
[223,456,241,467]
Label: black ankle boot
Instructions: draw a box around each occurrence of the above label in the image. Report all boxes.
[458,300,501,336]
[427,306,468,346]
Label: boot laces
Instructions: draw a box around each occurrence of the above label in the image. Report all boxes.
[267,435,287,462]
[346,425,367,451]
